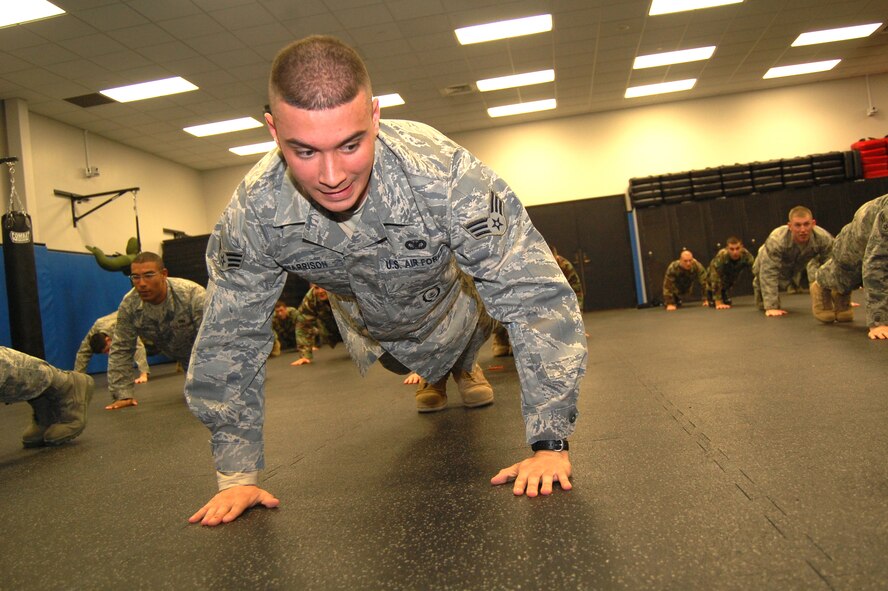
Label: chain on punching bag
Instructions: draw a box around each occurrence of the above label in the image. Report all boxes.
[2,157,45,358]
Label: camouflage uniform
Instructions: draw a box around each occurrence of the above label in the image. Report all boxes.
[73,311,150,374]
[186,119,587,478]
[107,277,205,401]
[815,194,888,328]
[752,226,834,311]
[662,259,707,306]
[493,253,583,350]
[0,346,53,403]
[271,306,298,349]
[705,247,755,304]
[294,289,342,360]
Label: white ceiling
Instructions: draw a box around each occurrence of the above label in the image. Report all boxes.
[1,0,887,171]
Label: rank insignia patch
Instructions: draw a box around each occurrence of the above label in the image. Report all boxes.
[465,190,507,239]
[219,249,243,270]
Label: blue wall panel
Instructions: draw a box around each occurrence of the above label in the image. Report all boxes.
[0,245,169,372]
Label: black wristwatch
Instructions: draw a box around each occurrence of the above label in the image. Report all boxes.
[531,439,569,452]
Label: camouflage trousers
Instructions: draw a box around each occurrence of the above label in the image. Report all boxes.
[378,309,494,376]
[0,346,55,403]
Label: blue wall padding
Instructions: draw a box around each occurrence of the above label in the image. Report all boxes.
[1,245,170,372]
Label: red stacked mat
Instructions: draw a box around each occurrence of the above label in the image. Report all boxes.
[851,137,888,179]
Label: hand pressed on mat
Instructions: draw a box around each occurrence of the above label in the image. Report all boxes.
[189,485,279,526]
[491,450,572,497]
[105,398,137,410]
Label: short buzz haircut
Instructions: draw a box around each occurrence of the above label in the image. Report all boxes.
[269,35,372,111]
[275,299,287,308]
[89,331,109,354]
[726,236,742,245]
[788,206,813,221]
[131,251,165,270]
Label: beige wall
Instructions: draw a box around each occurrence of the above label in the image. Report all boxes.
[4,73,887,250]
[30,114,211,254]
[450,74,888,207]
[201,163,255,228]
[2,109,211,255]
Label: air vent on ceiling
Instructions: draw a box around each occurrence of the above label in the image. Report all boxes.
[441,83,475,97]
[64,93,117,108]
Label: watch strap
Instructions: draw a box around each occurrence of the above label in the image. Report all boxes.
[531,439,569,452]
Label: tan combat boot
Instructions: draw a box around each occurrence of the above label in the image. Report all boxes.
[833,291,854,322]
[416,376,448,413]
[452,364,494,408]
[810,281,835,323]
[43,371,94,446]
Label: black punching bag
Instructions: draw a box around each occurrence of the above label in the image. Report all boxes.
[3,211,45,359]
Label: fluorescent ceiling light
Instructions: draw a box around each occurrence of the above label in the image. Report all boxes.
[455,14,552,45]
[763,59,840,79]
[100,76,198,103]
[0,0,65,28]
[649,0,742,16]
[375,93,405,108]
[184,117,262,137]
[477,69,555,92]
[634,46,716,69]
[792,23,883,47]
[625,78,697,98]
[487,99,556,118]
[230,141,277,156]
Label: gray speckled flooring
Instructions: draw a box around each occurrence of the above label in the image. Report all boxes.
[1,292,886,590]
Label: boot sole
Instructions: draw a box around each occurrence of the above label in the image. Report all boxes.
[44,428,86,446]
[463,398,494,408]
[417,403,447,413]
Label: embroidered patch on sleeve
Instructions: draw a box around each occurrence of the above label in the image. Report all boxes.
[218,224,244,270]
[219,250,243,270]
[464,190,507,239]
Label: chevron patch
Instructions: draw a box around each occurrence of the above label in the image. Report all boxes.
[219,250,243,270]
[464,190,507,239]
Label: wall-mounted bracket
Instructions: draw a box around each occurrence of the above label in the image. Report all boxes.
[53,187,139,227]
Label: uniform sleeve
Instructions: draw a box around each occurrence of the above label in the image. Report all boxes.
[107,302,139,401]
[134,338,150,374]
[190,285,206,329]
[806,231,834,285]
[184,190,287,476]
[559,257,584,309]
[757,235,784,310]
[694,261,707,289]
[447,150,586,443]
[863,205,888,327]
[294,295,319,359]
[73,322,98,373]
[706,256,723,301]
[662,263,678,305]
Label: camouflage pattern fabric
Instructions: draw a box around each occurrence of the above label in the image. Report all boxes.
[752,226,833,310]
[74,311,150,374]
[0,346,54,403]
[186,119,587,475]
[662,259,706,305]
[555,254,584,309]
[705,248,755,303]
[494,253,583,347]
[271,306,298,349]
[816,194,888,328]
[294,290,341,360]
[108,277,205,401]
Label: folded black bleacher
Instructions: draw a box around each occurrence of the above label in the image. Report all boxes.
[628,176,663,208]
